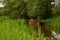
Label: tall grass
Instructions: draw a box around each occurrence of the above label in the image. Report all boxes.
[44,16,60,33]
[0,16,50,40]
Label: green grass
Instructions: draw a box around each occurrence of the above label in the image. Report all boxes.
[0,16,50,40]
[44,16,60,33]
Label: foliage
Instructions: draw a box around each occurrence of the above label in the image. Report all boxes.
[0,0,60,40]
[43,16,60,33]
[0,0,52,19]
[26,0,52,19]
[0,0,27,19]
[52,6,60,17]
[0,16,50,40]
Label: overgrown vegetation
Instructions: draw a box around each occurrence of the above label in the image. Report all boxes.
[0,16,50,40]
[0,0,60,40]
[0,0,52,19]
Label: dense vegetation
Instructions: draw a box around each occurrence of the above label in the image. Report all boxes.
[0,0,52,19]
[0,16,50,40]
[0,0,60,40]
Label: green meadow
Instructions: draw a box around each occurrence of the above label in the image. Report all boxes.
[0,16,50,40]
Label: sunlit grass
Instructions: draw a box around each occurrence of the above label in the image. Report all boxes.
[0,16,50,40]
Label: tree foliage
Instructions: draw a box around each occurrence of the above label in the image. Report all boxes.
[0,0,52,19]
[26,0,52,19]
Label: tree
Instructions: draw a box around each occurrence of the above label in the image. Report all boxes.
[1,0,52,19]
[2,0,27,19]
[10,0,27,18]
[26,0,52,19]
[41,0,52,19]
